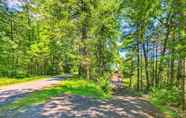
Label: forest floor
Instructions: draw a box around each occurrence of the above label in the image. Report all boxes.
[0,77,163,118]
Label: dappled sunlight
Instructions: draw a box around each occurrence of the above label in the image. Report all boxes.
[0,78,62,106]
[38,94,163,118]
[0,89,33,105]
[0,79,164,118]
[0,0,185,117]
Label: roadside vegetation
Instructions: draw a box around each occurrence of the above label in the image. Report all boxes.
[123,78,184,118]
[149,87,183,118]
[0,0,186,118]
[0,79,112,111]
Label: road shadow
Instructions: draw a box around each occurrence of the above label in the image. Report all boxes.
[1,94,164,118]
[0,89,34,106]
[0,77,62,106]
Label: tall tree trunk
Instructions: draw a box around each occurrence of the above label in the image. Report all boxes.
[137,41,140,91]
[142,42,150,90]
[177,59,182,87]
[158,13,172,84]
[129,62,133,88]
[155,44,158,86]
[169,30,176,85]
[183,59,186,111]
[140,47,143,90]
[26,5,31,41]
[10,16,15,77]
[152,43,155,87]
[79,0,89,79]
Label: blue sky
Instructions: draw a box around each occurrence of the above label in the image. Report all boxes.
[4,0,24,11]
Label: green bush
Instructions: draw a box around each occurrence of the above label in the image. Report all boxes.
[150,87,181,106]
[0,68,29,78]
[149,87,182,118]
[98,74,112,95]
[15,71,29,79]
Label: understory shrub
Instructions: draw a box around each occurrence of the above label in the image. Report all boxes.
[149,87,182,118]
[150,87,181,106]
[98,73,113,95]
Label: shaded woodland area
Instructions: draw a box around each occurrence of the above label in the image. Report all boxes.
[0,0,186,117]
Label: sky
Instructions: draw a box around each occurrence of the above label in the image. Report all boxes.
[3,0,25,11]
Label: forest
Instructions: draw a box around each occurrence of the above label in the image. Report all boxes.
[0,0,186,118]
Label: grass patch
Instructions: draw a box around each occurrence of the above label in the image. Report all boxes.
[150,102,178,118]
[0,76,48,87]
[1,79,111,111]
[149,87,181,118]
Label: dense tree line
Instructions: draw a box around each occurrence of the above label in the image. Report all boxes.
[120,0,186,114]
[0,0,121,78]
[0,0,185,115]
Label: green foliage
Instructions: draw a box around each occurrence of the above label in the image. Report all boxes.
[123,78,131,87]
[62,79,111,98]
[0,0,122,77]
[15,70,29,79]
[0,79,111,111]
[0,0,186,115]
[98,74,113,95]
[149,87,182,118]
[150,87,181,106]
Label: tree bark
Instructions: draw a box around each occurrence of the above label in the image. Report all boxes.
[183,59,186,111]
[158,13,172,84]
[137,41,140,91]
[79,0,89,79]
[142,42,150,90]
